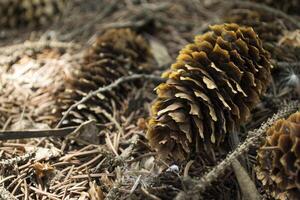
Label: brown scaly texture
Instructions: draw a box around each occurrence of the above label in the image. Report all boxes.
[57,28,153,126]
[147,23,271,161]
[256,112,300,200]
[223,9,283,47]
[223,7,299,63]
[223,7,300,100]
[0,0,65,28]
[250,0,300,15]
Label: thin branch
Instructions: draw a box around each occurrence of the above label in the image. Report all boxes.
[100,18,152,30]
[100,109,124,136]
[130,175,142,194]
[29,187,60,200]
[0,152,34,166]
[0,127,76,140]
[176,101,299,198]
[56,74,164,128]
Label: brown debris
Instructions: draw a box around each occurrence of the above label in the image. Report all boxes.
[147,23,271,161]
[0,141,121,199]
[278,30,300,47]
[0,46,74,129]
[1,1,300,199]
[0,0,66,28]
[256,111,300,199]
[32,162,54,178]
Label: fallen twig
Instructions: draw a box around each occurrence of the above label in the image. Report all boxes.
[56,74,164,128]
[130,175,142,194]
[0,127,76,140]
[0,151,34,166]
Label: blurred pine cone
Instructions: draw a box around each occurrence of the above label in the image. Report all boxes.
[223,7,299,62]
[0,0,65,28]
[58,28,153,126]
[256,112,300,200]
[223,8,286,55]
[250,0,300,15]
[223,7,300,100]
[147,23,271,160]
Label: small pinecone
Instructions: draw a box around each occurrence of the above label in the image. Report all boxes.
[250,0,300,15]
[256,112,300,200]
[58,28,153,126]
[0,0,65,28]
[147,23,271,160]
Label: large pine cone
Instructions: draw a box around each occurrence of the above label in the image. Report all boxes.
[256,112,300,200]
[0,0,65,28]
[147,23,271,160]
[57,28,153,126]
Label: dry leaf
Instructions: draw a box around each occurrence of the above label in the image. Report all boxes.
[32,162,54,178]
[148,35,172,67]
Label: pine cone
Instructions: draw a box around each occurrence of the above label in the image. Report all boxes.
[223,9,285,51]
[256,112,300,200]
[147,23,271,160]
[58,28,153,126]
[222,6,300,102]
[250,0,300,15]
[0,0,65,28]
[222,7,299,63]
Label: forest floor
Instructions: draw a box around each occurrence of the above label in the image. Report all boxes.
[0,0,300,200]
